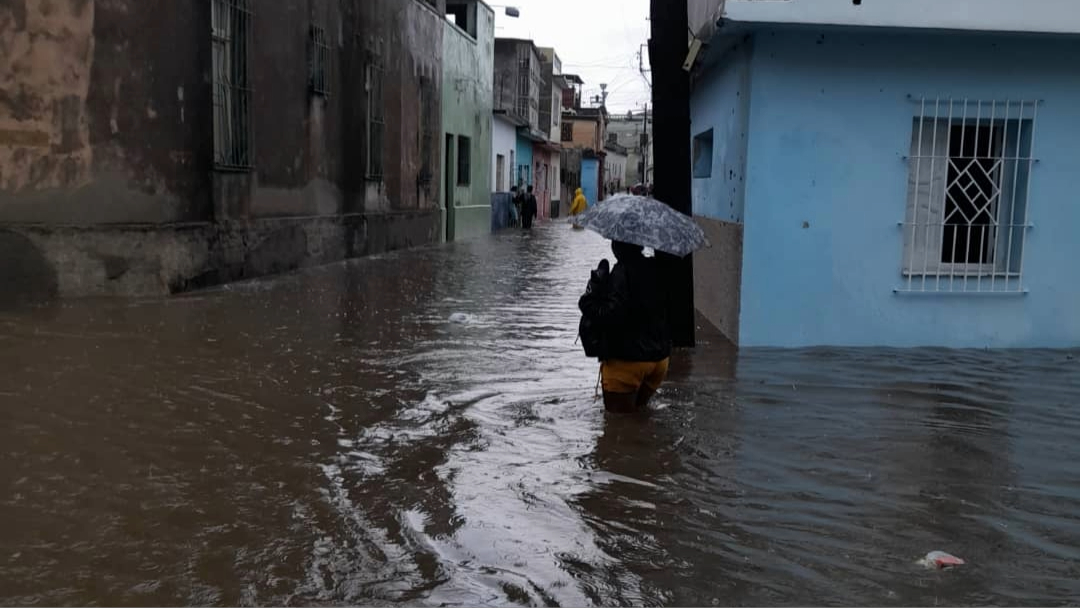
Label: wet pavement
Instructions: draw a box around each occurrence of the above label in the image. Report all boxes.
[2,222,1080,606]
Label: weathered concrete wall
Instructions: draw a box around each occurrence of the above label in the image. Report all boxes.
[0,212,439,299]
[442,2,494,241]
[0,0,212,224]
[351,0,444,216]
[0,0,448,300]
[493,41,519,118]
[569,118,602,151]
[693,216,742,344]
[244,0,344,219]
[235,0,444,220]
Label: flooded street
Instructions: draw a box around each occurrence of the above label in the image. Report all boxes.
[3,223,1080,606]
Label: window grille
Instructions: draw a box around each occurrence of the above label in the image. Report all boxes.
[211,0,253,169]
[515,45,538,125]
[899,97,1038,294]
[418,75,436,185]
[561,122,573,142]
[416,76,438,185]
[366,53,385,180]
[308,24,331,97]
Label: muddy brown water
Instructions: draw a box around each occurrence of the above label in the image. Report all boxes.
[2,224,1080,606]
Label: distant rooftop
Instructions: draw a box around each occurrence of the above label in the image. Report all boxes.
[715,0,1080,35]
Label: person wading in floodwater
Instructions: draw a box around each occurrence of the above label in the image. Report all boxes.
[569,187,588,230]
[521,185,538,230]
[578,241,672,413]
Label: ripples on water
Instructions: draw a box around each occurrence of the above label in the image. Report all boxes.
[2,224,1080,606]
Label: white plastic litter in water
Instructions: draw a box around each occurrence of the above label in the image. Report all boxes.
[448,312,473,324]
[917,551,965,569]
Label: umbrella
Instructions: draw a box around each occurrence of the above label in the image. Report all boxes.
[574,194,709,257]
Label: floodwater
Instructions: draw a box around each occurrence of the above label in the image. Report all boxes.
[2,224,1080,606]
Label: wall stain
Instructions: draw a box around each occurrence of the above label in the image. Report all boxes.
[0,0,94,193]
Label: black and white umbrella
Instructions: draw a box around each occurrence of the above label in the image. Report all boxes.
[574,194,709,257]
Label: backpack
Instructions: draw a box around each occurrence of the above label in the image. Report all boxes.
[577,260,610,359]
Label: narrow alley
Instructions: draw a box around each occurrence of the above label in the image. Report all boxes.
[2,225,1080,606]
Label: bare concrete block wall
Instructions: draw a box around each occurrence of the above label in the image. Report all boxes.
[693,217,743,344]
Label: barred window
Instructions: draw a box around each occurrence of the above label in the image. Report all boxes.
[900,97,1038,294]
[211,0,253,169]
[366,55,385,180]
[419,75,436,185]
[308,25,331,97]
[561,122,573,142]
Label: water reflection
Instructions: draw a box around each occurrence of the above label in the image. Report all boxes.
[2,225,1080,605]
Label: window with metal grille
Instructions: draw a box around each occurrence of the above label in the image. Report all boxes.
[561,122,573,142]
[418,75,436,185]
[308,25,331,97]
[366,54,385,180]
[516,46,534,122]
[457,136,471,186]
[211,0,253,169]
[900,97,1038,294]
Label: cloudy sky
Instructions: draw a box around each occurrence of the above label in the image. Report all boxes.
[490,0,653,113]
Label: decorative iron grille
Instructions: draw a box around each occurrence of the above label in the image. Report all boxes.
[211,0,253,169]
[899,97,1038,294]
[308,24,331,97]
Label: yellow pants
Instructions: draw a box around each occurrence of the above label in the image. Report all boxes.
[601,358,670,394]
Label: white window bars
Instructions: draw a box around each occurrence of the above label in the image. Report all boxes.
[898,96,1039,295]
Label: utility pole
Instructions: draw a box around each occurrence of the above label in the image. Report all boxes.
[638,103,648,182]
[649,0,695,347]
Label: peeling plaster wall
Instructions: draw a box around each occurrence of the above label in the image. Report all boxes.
[351,0,445,216]
[0,0,212,224]
[0,0,445,300]
[0,0,95,199]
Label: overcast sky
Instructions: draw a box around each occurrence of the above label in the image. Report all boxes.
[490,0,653,113]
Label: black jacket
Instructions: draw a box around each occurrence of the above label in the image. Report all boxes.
[522,194,538,219]
[578,252,672,362]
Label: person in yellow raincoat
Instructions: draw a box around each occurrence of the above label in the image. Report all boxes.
[569,188,588,230]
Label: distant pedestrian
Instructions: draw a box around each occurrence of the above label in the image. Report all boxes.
[569,187,588,230]
[509,186,521,228]
[521,186,538,230]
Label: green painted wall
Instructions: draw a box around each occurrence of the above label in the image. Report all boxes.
[441,3,495,241]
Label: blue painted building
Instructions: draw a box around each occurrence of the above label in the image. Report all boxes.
[688,0,1080,348]
[581,157,600,209]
